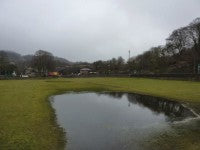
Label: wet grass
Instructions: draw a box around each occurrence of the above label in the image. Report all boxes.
[0,77,200,149]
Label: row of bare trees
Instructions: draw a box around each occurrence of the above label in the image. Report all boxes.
[0,50,56,76]
[128,18,200,74]
[93,56,126,74]
[0,51,17,75]
[1,18,199,76]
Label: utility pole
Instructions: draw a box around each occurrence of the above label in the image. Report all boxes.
[128,50,131,74]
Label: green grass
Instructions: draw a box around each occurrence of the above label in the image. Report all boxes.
[0,77,200,149]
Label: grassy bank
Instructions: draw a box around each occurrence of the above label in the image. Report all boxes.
[0,77,200,149]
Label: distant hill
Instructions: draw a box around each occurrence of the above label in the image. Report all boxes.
[23,55,33,62]
[0,50,23,63]
[54,56,73,65]
[0,50,73,65]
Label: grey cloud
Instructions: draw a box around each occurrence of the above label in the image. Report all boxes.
[0,0,199,62]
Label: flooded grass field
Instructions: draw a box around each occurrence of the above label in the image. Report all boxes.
[1,78,200,149]
[52,92,200,150]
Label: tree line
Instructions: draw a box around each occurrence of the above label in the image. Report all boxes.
[92,18,200,75]
[0,17,200,76]
[0,51,17,76]
[0,50,56,76]
[128,18,200,74]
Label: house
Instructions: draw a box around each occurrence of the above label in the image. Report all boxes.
[48,72,60,77]
[24,67,36,77]
[80,68,91,75]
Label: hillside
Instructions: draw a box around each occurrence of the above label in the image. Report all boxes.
[0,50,73,65]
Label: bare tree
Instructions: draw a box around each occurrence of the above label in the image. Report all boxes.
[166,27,188,56]
[33,50,55,76]
[187,18,200,73]
[0,51,9,75]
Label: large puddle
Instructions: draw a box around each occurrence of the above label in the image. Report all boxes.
[51,92,199,150]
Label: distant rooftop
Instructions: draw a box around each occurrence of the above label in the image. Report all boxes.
[80,68,91,71]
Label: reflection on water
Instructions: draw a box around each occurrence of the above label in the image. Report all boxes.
[51,92,199,150]
[103,92,197,122]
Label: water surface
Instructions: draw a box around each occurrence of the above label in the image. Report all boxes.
[51,92,199,150]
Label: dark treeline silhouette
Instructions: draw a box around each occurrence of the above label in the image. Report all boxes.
[0,50,71,76]
[127,18,200,74]
[92,56,126,74]
[0,51,17,76]
[32,50,55,76]
[92,18,200,75]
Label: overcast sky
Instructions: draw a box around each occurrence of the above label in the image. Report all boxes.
[0,0,199,62]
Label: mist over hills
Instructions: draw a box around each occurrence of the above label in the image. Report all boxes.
[0,50,73,65]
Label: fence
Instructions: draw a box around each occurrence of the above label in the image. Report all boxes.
[1,73,200,80]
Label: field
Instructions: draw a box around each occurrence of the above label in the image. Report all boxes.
[0,77,200,149]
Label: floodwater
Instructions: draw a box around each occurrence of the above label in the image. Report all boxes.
[51,92,200,150]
